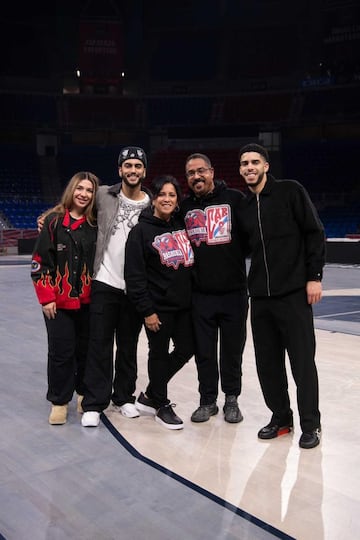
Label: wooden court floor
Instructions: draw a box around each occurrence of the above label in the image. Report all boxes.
[0,257,359,540]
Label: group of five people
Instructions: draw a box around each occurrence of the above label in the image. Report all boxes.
[31,143,325,449]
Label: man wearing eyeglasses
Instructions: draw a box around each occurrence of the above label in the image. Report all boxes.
[181,153,248,423]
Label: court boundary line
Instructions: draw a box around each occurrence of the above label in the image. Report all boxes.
[101,413,295,540]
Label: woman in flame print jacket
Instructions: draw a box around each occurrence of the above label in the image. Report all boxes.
[31,171,99,425]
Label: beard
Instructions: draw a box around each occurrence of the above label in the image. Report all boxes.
[121,174,144,189]
[244,171,265,189]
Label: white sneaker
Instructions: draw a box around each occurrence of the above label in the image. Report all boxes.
[116,402,140,418]
[81,411,100,427]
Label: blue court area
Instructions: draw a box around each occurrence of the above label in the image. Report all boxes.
[313,264,360,336]
[313,296,360,322]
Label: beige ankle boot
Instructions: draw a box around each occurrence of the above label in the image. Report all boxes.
[49,404,68,425]
[77,394,84,413]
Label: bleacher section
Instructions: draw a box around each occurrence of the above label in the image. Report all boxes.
[1,85,359,134]
[222,93,293,124]
[0,144,42,198]
[301,86,360,122]
[62,96,137,129]
[319,203,360,239]
[147,97,214,128]
[0,143,47,231]
[0,94,58,129]
[0,79,359,243]
[281,139,360,195]
[0,200,49,230]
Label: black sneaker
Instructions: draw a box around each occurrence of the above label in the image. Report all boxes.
[223,395,243,423]
[299,428,321,449]
[191,403,219,423]
[135,392,156,416]
[155,404,184,430]
[258,419,293,439]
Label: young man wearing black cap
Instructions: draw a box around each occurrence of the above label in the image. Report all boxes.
[238,143,325,449]
[81,146,151,427]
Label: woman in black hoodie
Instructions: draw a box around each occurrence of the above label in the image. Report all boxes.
[124,175,194,429]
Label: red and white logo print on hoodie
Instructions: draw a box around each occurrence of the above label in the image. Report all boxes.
[152,229,194,269]
[184,204,232,247]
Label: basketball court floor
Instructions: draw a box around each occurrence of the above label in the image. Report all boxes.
[0,256,359,540]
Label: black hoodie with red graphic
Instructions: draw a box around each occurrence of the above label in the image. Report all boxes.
[180,180,247,294]
[31,210,97,310]
[124,207,194,317]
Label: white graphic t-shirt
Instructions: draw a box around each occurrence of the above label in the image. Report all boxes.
[95,191,150,289]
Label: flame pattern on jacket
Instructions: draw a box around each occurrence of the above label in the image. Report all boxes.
[31,210,97,310]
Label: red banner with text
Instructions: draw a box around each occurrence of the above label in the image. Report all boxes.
[79,19,123,84]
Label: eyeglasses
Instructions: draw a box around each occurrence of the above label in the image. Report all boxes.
[185,167,212,179]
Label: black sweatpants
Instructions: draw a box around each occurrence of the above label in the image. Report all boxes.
[82,280,143,412]
[251,288,321,433]
[145,309,194,408]
[45,305,90,405]
[192,290,248,405]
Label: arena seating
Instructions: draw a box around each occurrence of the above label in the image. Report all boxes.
[0,144,41,198]
[0,200,49,230]
[319,203,360,239]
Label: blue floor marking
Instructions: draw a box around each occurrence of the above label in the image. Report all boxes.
[101,413,296,540]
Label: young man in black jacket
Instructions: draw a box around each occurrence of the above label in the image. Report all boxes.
[181,153,248,423]
[238,143,325,449]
